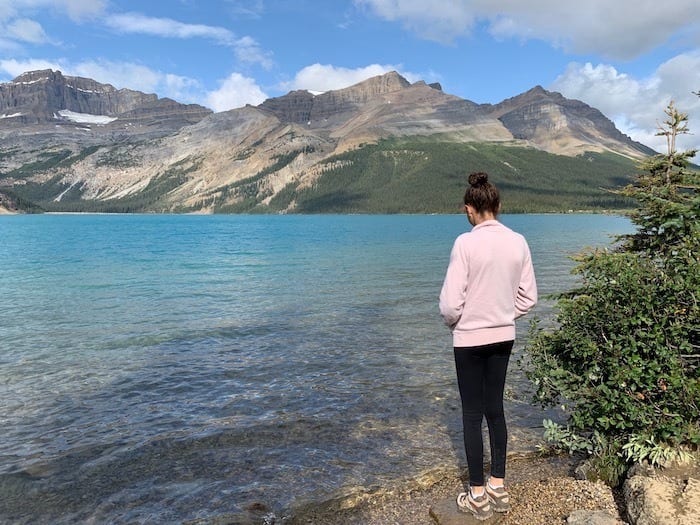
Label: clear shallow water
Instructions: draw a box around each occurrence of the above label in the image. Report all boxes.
[0,214,633,523]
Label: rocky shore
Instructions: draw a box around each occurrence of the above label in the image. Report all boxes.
[286,455,620,525]
[285,453,700,525]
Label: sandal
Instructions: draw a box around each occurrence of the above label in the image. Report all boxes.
[486,480,510,513]
[456,488,493,521]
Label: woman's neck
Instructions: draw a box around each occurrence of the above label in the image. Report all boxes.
[472,211,496,225]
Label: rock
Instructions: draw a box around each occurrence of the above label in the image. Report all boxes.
[574,460,593,481]
[429,497,504,525]
[626,462,656,479]
[259,71,412,126]
[624,468,700,525]
[566,509,623,524]
[0,69,211,127]
[484,86,651,156]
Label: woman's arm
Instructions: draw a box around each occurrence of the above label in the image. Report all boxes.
[439,240,468,328]
[514,245,537,318]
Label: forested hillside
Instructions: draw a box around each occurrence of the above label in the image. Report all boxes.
[266,140,637,214]
[8,139,638,214]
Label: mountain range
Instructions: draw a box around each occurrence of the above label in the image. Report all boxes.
[0,69,653,214]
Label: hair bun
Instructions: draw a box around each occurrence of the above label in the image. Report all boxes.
[468,172,489,187]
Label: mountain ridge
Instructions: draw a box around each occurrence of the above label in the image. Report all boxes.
[0,69,653,214]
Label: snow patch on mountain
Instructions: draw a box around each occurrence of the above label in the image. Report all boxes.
[57,110,117,125]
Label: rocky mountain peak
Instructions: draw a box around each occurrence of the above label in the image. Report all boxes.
[523,85,548,96]
[258,71,415,126]
[11,69,120,98]
[342,70,411,97]
[1,69,211,129]
[490,85,564,115]
[13,69,64,84]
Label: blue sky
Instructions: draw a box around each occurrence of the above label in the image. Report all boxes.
[1,0,699,152]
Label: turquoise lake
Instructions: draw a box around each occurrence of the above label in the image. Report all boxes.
[0,213,633,523]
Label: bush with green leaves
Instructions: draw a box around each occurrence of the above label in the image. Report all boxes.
[524,100,700,483]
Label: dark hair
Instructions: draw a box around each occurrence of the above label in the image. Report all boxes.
[463,172,500,215]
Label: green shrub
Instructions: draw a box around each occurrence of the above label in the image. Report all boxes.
[524,101,700,481]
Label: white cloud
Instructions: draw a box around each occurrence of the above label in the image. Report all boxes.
[233,35,273,69]
[71,61,164,93]
[282,63,421,93]
[105,12,236,45]
[104,12,273,70]
[355,0,475,44]
[56,0,108,21]
[5,18,50,44]
[655,52,700,102]
[0,3,15,21]
[356,0,700,60]
[163,73,205,103]
[0,0,106,55]
[70,61,214,108]
[205,73,268,112]
[481,1,700,60]
[551,54,700,152]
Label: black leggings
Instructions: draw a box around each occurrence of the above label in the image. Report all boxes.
[454,340,513,487]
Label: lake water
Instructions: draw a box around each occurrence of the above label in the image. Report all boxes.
[0,213,633,523]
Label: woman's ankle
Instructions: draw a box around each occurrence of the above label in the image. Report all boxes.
[488,476,505,489]
[470,485,486,498]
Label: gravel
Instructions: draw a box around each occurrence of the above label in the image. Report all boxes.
[288,455,627,525]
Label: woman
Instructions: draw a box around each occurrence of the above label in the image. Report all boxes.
[439,172,537,520]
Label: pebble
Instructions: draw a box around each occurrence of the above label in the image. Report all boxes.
[288,455,626,524]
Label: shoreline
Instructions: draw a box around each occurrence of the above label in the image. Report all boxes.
[284,453,624,524]
[1,209,632,216]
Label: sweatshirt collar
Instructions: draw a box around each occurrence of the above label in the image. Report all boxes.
[472,219,501,230]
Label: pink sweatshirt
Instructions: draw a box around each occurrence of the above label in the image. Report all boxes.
[439,220,538,347]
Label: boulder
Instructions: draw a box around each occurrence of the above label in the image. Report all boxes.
[624,463,700,525]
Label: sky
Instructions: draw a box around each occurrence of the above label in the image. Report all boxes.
[1,0,699,152]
